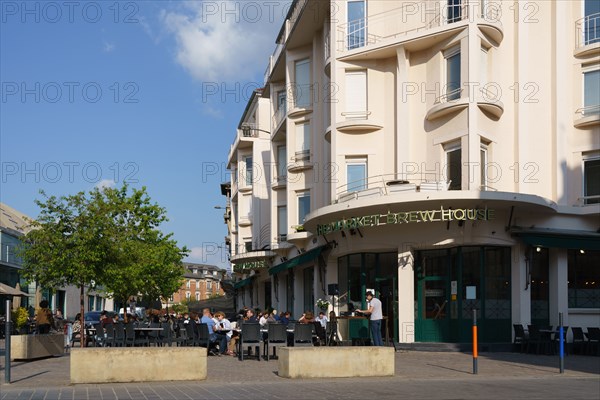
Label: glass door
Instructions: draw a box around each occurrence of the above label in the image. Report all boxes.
[416,250,451,342]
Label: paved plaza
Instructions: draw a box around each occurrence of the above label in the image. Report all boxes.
[1,342,599,400]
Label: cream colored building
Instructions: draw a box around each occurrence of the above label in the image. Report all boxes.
[223,0,600,345]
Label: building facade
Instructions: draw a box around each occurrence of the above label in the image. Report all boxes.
[223,0,600,344]
[170,263,227,305]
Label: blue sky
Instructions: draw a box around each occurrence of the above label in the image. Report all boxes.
[0,1,291,270]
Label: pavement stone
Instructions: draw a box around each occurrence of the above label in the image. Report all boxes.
[1,341,599,400]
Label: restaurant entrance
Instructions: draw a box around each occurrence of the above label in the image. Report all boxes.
[414,247,512,343]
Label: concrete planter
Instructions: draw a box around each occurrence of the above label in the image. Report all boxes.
[70,347,207,384]
[10,334,65,361]
[278,347,395,378]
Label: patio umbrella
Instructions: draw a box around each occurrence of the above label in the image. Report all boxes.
[0,282,32,296]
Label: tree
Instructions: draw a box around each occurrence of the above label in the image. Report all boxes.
[18,185,188,345]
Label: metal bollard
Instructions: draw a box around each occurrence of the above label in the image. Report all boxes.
[472,309,478,375]
[558,312,564,374]
[5,299,11,384]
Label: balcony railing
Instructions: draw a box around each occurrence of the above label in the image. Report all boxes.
[576,12,600,48]
[435,88,463,104]
[575,104,600,117]
[337,0,499,52]
[272,104,287,132]
[335,173,454,204]
[295,149,310,162]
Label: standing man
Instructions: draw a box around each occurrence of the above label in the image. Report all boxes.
[357,291,383,346]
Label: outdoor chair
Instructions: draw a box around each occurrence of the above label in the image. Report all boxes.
[196,323,213,354]
[571,327,586,354]
[112,322,125,347]
[239,323,261,361]
[326,321,340,346]
[93,323,105,347]
[105,324,116,347]
[512,324,528,353]
[586,327,600,356]
[264,323,287,361]
[293,323,314,347]
[313,322,326,346]
[148,322,162,347]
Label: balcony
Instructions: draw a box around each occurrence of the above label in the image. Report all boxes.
[575,13,600,57]
[271,104,287,136]
[287,150,313,173]
[335,174,453,205]
[574,105,600,128]
[337,1,503,55]
[238,214,252,227]
[426,86,504,121]
[272,175,287,190]
[336,111,383,133]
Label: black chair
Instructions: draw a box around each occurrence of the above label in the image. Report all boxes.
[293,323,314,347]
[239,323,261,361]
[586,327,600,356]
[326,321,340,346]
[196,323,213,354]
[264,323,287,361]
[112,322,125,347]
[93,323,105,347]
[513,324,528,353]
[147,322,162,347]
[572,327,586,354]
[526,325,543,354]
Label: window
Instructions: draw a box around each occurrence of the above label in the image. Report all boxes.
[193,268,197,274]
[303,268,314,313]
[347,0,366,49]
[445,48,461,101]
[245,241,253,252]
[186,292,191,300]
[195,280,199,287]
[346,157,367,192]
[277,90,286,113]
[207,281,212,291]
[186,280,191,289]
[584,0,600,45]
[445,143,462,190]
[583,155,600,204]
[170,294,174,302]
[480,143,488,190]
[277,145,287,181]
[277,205,287,241]
[480,48,488,87]
[568,249,600,308]
[295,123,310,161]
[345,70,367,118]
[244,156,253,186]
[297,191,310,224]
[447,0,462,23]
[294,59,311,108]
[583,69,600,115]
[195,292,200,301]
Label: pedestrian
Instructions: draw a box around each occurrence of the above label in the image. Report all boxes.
[356,291,383,346]
[35,300,54,334]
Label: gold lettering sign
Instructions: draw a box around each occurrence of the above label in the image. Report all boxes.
[316,207,494,235]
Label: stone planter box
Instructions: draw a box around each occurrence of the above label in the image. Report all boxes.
[70,347,207,384]
[278,346,395,378]
[10,334,65,360]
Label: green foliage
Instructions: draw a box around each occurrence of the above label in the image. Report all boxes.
[11,307,29,330]
[17,184,189,324]
[170,303,188,314]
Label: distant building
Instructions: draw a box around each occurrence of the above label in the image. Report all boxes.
[169,263,227,306]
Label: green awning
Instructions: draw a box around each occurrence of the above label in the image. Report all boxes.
[268,245,328,275]
[510,227,600,251]
[233,276,254,289]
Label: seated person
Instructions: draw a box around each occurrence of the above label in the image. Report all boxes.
[299,311,315,324]
[315,311,328,328]
[214,311,235,356]
[201,308,228,355]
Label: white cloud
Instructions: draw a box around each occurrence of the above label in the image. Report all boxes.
[160,1,284,82]
[95,179,116,190]
[103,41,116,53]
